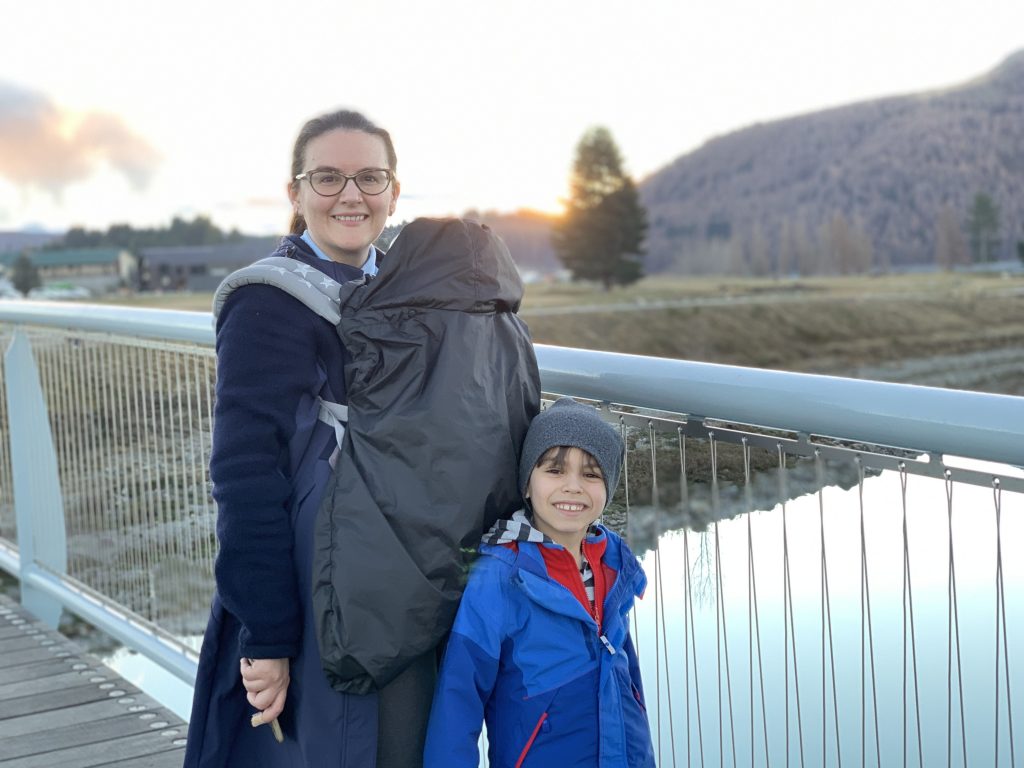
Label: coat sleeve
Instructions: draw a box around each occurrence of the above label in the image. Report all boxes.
[210,285,322,659]
[423,563,506,768]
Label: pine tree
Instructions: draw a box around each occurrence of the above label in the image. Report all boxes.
[11,253,41,296]
[552,127,646,289]
[966,193,1001,263]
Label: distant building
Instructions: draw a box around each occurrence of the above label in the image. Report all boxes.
[0,247,136,295]
[138,238,280,291]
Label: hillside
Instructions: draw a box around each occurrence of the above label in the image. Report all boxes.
[640,50,1024,274]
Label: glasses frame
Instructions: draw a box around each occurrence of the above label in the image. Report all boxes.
[294,167,394,197]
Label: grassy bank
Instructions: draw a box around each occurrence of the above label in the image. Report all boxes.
[520,272,1024,393]
[92,271,1024,393]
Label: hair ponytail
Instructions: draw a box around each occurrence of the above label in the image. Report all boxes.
[288,211,306,236]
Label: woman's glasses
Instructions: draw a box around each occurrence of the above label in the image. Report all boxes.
[294,168,393,197]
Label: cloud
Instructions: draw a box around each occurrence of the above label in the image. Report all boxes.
[0,82,160,195]
[74,112,161,191]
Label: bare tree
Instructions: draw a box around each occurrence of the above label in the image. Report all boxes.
[851,216,876,274]
[825,215,851,274]
[826,213,874,275]
[935,204,969,270]
[794,218,817,276]
[726,236,747,276]
[777,218,794,278]
[746,223,771,277]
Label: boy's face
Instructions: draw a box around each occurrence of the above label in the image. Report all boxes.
[526,447,607,551]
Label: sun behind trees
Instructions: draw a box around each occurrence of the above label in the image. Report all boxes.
[552,127,647,289]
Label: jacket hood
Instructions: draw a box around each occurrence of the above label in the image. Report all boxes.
[338,217,524,313]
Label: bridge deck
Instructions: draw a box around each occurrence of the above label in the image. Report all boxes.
[0,595,187,767]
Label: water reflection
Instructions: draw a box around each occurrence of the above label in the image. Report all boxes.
[83,456,1022,767]
[631,468,1023,766]
[103,645,195,721]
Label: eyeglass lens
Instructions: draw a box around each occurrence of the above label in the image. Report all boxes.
[310,169,390,196]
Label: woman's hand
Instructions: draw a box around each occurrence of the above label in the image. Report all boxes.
[241,657,290,724]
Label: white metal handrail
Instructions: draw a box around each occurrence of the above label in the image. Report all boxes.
[3,299,1022,468]
[1,300,1022,764]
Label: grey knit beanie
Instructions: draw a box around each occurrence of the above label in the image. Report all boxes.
[518,398,624,505]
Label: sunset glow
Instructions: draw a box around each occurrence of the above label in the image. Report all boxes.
[1,0,1021,234]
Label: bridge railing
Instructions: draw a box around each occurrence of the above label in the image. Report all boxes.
[1,299,1022,765]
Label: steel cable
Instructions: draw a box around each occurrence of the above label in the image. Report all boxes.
[743,440,770,767]
[856,460,881,768]
[817,452,842,768]
[993,479,1016,767]
[650,423,663,765]
[899,463,924,768]
[779,444,806,768]
[945,471,968,766]
[684,523,706,766]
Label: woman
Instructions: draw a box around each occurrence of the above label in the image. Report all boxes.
[185,109,405,766]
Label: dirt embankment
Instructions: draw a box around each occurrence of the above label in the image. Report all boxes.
[97,273,1024,394]
[522,278,1024,396]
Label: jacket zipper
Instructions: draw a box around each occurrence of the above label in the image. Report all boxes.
[599,633,617,655]
[589,603,616,654]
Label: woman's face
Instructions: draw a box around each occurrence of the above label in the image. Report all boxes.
[289,129,399,267]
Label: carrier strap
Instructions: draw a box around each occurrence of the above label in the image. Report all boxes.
[211,256,344,324]
[318,399,348,468]
[318,399,349,450]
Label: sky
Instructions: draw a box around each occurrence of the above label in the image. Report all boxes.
[1,0,1022,236]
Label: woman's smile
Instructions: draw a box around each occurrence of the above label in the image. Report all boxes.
[289,129,399,267]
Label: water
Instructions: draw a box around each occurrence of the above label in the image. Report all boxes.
[103,644,196,721]
[104,468,1024,766]
[632,469,1024,766]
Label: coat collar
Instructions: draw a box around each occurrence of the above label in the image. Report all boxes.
[480,525,646,603]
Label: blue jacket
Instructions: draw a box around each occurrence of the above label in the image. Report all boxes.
[424,526,656,767]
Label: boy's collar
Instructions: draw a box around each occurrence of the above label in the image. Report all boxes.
[482,508,603,548]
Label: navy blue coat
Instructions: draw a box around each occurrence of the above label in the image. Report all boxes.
[184,237,379,766]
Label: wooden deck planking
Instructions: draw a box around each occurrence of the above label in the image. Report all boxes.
[0,595,187,766]
[0,658,81,686]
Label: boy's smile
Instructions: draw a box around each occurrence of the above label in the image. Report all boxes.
[526,447,607,556]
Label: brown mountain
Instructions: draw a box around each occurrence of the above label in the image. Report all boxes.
[640,50,1024,274]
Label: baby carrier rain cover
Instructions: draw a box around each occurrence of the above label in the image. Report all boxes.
[311,218,540,693]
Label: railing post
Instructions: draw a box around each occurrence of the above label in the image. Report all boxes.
[4,329,67,627]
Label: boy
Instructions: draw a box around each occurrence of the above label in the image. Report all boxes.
[424,398,656,767]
